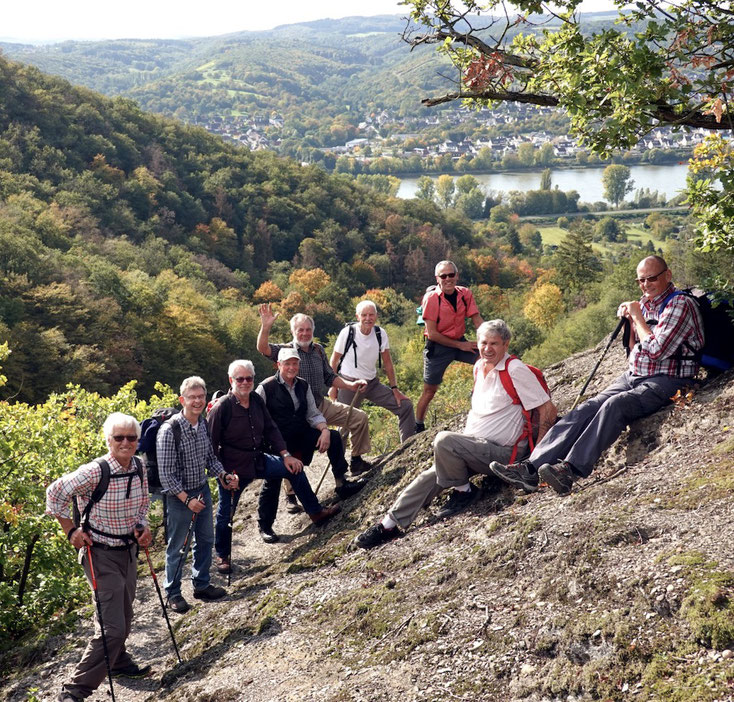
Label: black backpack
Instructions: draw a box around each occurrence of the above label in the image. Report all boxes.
[72,456,144,541]
[138,408,182,490]
[337,322,383,373]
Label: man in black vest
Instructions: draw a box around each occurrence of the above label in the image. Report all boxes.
[256,348,367,506]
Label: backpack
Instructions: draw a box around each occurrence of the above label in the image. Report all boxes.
[137,408,181,490]
[496,355,551,464]
[623,289,734,374]
[337,322,383,372]
[72,456,144,541]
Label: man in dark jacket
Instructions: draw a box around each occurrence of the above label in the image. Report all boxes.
[256,349,367,512]
[208,359,339,568]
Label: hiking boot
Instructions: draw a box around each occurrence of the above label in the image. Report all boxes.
[489,460,539,493]
[435,483,481,519]
[113,662,152,678]
[193,584,227,601]
[538,461,574,496]
[354,523,401,550]
[349,455,372,476]
[168,594,190,614]
[309,504,341,526]
[285,493,302,513]
[216,556,232,574]
[258,525,280,543]
[57,692,81,702]
[335,478,368,500]
[415,421,426,434]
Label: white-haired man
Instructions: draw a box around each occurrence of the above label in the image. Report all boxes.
[157,376,239,614]
[415,260,483,433]
[47,413,153,701]
[257,305,372,476]
[330,300,416,442]
[355,320,556,549]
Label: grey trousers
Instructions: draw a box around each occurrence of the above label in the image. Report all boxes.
[387,431,519,529]
[337,376,416,442]
[64,545,137,699]
[530,371,693,477]
[320,396,371,456]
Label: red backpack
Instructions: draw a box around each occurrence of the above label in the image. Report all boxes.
[496,355,551,463]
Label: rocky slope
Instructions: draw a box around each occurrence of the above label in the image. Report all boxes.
[4,336,734,702]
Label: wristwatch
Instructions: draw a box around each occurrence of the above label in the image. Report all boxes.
[282,451,292,458]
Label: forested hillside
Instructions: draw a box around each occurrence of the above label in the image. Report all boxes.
[0,54,480,404]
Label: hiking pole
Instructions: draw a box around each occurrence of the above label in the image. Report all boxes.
[570,318,625,411]
[315,392,359,495]
[227,488,238,587]
[167,493,202,605]
[85,545,116,702]
[138,530,182,663]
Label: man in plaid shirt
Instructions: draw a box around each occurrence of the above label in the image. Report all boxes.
[158,376,239,614]
[490,255,704,496]
[46,412,153,701]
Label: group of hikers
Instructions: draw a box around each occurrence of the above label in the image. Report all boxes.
[46,255,705,702]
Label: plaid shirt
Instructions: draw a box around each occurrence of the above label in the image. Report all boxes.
[264,341,336,406]
[629,284,704,378]
[46,454,149,547]
[157,413,225,495]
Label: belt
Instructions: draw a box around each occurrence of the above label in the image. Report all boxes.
[92,542,135,551]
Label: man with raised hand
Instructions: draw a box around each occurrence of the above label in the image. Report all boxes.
[355,320,556,549]
[330,300,416,443]
[257,305,372,476]
[415,260,483,433]
[157,376,239,614]
[256,348,367,511]
[489,255,704,497]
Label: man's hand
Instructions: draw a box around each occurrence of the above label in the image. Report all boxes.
[220,472,239,491]
[69,527,93,550]
[459,340,478,353]
[187,496,205,514]
[134,524,153,548]
[392,387,410,406]
[283,455,303,474]
[346,379,368,393]
[618,301,642,321]
[316,428,331,452]
[258,303,279,328]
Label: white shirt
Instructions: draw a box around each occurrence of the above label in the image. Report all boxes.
[334,324,389,380]
[463,353,550,446]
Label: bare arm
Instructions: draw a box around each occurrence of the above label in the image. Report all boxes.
[470,312,484,329]
[257,303,279,356]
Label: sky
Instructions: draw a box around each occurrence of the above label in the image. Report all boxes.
[3,1,617,44]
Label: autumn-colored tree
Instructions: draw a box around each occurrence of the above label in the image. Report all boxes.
[523,282,565,331]
[288,268,331,298]
[253,280,284,303]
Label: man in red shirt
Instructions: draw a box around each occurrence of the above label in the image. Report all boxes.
[415,260,484,432]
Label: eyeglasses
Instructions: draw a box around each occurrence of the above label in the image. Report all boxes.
[636,268,668,285]
[111,435,138,443]
[234,376,254,384]
[437,272,456,279]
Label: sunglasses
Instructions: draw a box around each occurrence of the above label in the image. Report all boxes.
[438,272,456,279]
[636,269,667,285]
[111,435,138,443]
[234,376,254,384]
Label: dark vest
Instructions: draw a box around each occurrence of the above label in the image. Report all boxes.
[260,375,310,445]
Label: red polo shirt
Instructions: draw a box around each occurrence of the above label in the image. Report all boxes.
[421,285,479,340]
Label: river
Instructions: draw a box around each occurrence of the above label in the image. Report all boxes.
[396,163,690,203]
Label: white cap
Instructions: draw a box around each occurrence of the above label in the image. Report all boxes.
[277,347,300,363]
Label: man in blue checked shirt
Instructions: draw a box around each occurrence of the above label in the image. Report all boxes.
[157,376,239,614]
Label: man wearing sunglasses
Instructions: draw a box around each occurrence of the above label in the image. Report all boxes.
[489,255,704,497]
[415,260,484,433]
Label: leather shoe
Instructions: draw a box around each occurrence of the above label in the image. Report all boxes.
[112,662,152,678]
[309,504,341,526]
[335,478,367,500]
[285,493,302,513]
[216,556,231,574]
[258,525,280,543]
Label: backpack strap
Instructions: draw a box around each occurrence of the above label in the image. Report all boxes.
[337,323,357,373]
[496,356,534,463]
[375,325,383,369]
